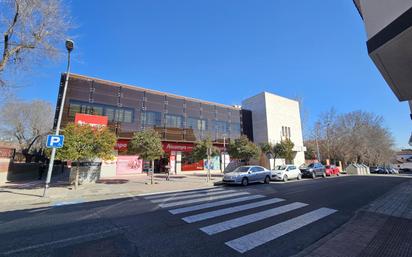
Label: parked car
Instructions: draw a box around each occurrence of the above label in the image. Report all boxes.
[300,163,326,178]
[370,167,379,174]
[222,165,271,186]
[378,167,390,174]
[271,165,302,182]
[325,165,340,176]
[389,168,399,174]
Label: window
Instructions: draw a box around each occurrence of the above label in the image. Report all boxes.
[142,111,161,127]
[124,110,133,123]
[282,126,291,139]
[187,117,207,131]
[69,100,134,123]
[252,167,264,172]
[105,108,115,122]
[68,102,81,117]
[215,121,228,134]
[165,114,183,128]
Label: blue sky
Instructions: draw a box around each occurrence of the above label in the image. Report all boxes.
[17,0,411,149]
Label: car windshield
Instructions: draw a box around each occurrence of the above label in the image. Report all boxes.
[325,165,330,168]
[307,163,315,168]
[233,166,250,173]
[275,165,287,170]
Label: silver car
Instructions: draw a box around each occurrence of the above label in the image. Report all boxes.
[223,165,271,186]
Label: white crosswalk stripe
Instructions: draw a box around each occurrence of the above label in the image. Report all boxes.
[158,192,250,208]
[169,195,265,215]
[182,198,285,223]
[144,187,225,200]
[225,207,337,253]
[150,190,238,203]
[145,187,338,253]
[200,202,308,235]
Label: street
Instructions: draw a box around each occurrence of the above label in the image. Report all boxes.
[0,176,408,257]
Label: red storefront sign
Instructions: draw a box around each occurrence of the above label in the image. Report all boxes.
[162,142,194,152]
[75,113,108,127]
[115,139,130,151]
[115,140,223,154]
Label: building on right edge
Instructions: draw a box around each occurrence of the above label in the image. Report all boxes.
[353,0,412,122]
[242,92,306,167]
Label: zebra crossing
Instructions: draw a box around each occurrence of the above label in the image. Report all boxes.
[144,187,337,254]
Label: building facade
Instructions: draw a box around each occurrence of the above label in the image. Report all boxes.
[353,0,412,120]
[241,92,306,167]
[54,73,305,174]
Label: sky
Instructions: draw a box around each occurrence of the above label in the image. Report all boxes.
[13,0,411,149]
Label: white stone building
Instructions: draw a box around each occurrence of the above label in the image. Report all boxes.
[242,92,306,167]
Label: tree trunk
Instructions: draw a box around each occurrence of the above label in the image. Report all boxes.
[75,161,79,190]
[207,153,211,182]
[151,160,154,185]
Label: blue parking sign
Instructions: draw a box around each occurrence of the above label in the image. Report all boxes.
[46,135,65,148]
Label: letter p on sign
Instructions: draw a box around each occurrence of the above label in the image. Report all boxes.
[46,135,65,148]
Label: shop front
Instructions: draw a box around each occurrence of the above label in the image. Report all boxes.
[114,139,226,173]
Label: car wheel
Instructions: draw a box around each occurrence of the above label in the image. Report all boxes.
[283,175,288,182]
[297,174,302,180]
[241,177,248,186]
[264,176,270,184]
[311,172,316,179]
[322,172,326,178]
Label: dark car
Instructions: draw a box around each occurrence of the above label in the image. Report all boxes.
[370,167,379,174]
[300,163,326,179]
[377,167,389,174]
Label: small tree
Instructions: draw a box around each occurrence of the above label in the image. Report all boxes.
[260,142,288,168]
[192,138,220,182]
[128,129,164,184]
[227,136,260,165]
[281,138,295,164]
[55,123,116,189]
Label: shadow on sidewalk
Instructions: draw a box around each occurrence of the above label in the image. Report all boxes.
[97,179,129,184]
[0,189,43,198]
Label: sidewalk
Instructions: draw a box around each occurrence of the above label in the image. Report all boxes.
[294,179,412,257]
[0,170,224,212]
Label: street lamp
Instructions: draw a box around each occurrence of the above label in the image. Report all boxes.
[43,39,74,197]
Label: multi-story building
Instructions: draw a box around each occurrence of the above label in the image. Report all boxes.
[242,92,306,167]
[54,73,305,174]
[353,0,412,128]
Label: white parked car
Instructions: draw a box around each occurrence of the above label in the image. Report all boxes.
[271,165,302,182]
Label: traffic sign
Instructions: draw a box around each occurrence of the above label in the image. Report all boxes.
[46,135,65,148]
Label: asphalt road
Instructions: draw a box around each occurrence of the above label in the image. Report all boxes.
[0,175,408,257]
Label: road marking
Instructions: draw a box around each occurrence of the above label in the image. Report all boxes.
[225,207,337,253]
[200,202,307,235]
[169,195,265,215]
[144,187,225,200]
[183,198,285,223]
[159,192,250,208]
[1,227,124,255]
[52,199,85,206]
[150,189,237,203]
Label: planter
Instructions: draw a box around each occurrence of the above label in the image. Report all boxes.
[69,161,102,184]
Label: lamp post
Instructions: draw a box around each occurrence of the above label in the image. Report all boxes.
[43,39,74,197]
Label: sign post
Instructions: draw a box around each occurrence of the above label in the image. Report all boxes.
[43,39,74,197]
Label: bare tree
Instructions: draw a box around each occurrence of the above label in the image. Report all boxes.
[0,99,54,159]
[0,0,71,87]
[306,110,394,166]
